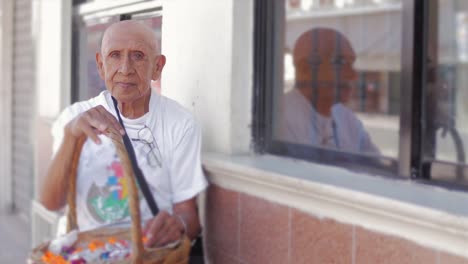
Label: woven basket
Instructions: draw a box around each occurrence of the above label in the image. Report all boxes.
[29,128,191,264]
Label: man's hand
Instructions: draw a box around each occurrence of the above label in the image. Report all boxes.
[143,211,185,247]
[65,105,125,144]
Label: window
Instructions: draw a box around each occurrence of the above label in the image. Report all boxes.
[73,15,119,101]
[254,0,468,188]
[424,0,468,186]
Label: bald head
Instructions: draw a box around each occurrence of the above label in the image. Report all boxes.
[101,20,160,56]
[293,28,356,81]
[96,20,166,107]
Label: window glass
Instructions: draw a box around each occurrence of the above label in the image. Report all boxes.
[75,16,119,101]
[426,0,468,183]
[275,0,402,158]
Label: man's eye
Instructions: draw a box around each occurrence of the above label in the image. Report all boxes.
[110,52,120,58]
[132,52,144,60]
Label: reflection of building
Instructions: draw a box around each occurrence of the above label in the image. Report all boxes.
[0,0,468,263]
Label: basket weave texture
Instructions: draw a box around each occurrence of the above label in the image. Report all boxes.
[29,128,191,264]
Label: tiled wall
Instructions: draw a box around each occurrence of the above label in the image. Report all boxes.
[204,184,468,264]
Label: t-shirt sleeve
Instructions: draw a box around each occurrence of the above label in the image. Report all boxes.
[170,121,208,203]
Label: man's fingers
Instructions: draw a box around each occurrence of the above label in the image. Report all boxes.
[83,109,109,133]
[150,225,170,247]
[95,106,125,135]
[145,214,166,246]
[79,120,101,144]
[144,211,174,247]
[152,225,181,247]
[143,219,153,234]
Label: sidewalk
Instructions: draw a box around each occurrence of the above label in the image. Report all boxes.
[0,213,30,263]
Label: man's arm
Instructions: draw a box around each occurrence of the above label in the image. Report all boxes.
[39,130,79,211]
[143,197,200,247]
[40,105,125,211]
[173,197,201,240]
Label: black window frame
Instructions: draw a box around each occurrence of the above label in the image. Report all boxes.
[253,0,468,190]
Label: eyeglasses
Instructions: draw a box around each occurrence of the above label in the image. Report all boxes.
[130,125,162,168]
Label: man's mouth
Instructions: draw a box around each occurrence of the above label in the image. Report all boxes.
[116,82,136,88]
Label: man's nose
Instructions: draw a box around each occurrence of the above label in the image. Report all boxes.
[119,55,134,75]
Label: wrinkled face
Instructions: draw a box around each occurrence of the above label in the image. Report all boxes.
[96,23,164,103]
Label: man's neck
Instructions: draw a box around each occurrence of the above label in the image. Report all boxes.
[118,91,151,119]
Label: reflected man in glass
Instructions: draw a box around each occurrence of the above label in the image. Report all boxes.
[278,28,379,154]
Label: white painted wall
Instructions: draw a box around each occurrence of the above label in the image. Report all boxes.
[35,0,72,119]
[230,0,254,154]
[32,0,71,243]
[162,0,253,154]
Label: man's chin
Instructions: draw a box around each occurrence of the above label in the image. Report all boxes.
[110,90,137,102]
[110,89,150,103]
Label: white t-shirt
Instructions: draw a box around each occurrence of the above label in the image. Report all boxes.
[51,89,208,231]
[277,89,379,154]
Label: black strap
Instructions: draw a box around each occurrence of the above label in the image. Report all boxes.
[111,96,159,216]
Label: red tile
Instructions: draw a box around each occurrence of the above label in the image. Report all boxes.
[439,252,468,264]
[239,194,289,264]
[205,245,240,264]
[291,209,352,264]
[205,185,239,257]
[355,227,436,264]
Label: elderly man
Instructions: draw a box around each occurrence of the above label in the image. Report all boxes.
[40,20,207,248]
[278,28,379,154]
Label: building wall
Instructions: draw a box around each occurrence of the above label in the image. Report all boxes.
[161,1,468,262]
[32,0,72,245]
[12,0,35,221]
[205,184,468,264]
[162,0,252,154]
[0,0,14,212]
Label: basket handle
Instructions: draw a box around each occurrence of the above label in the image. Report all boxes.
[66,128,144,264]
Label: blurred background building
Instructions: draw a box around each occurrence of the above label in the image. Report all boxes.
[1,0,468,263]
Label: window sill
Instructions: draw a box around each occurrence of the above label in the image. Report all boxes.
[202,152,468,258]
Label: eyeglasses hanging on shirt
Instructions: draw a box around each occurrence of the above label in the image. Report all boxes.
[130,124,163,168]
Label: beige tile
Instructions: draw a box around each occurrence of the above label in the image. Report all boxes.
[355,227,436,264]
[439,252,468,264]
[205,245,240,264]
[291,209,352,264]
[205,185,239,258]
[239,193,289,264]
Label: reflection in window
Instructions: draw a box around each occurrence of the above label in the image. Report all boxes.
[75,16,119,101]
[275,0,401,158]
[426,1,468,165]
[287,0,401,11]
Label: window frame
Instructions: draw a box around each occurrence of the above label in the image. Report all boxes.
[253,0,468,189]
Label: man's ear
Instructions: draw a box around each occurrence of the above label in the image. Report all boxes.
[96,52,105,80]
[152,55,166,80]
